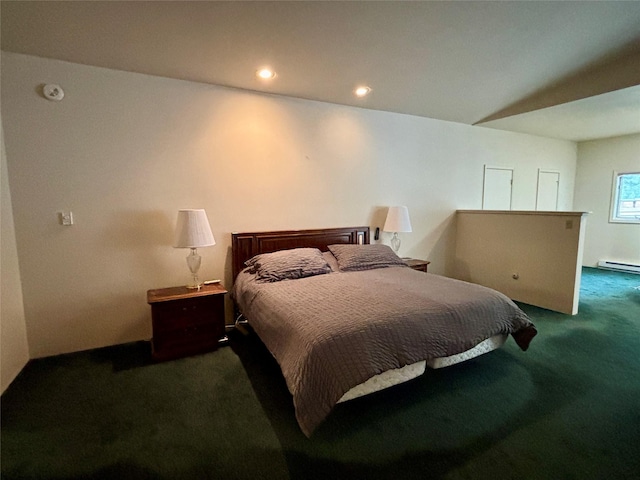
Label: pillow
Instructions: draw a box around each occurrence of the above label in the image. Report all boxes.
[327,244,408,272]
[244,248,332,282]
[322,250,340,272]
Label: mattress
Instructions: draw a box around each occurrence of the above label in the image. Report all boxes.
[233,266,536,436]
[337,333,508,402]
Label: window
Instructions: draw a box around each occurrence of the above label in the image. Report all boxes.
[610,172,640,224]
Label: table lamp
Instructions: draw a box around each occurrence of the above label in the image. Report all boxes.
[383,206,412,254]
[173,209,216,289]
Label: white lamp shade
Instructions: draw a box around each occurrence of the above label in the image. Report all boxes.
[383,206,412,233]
[173,209,216,248]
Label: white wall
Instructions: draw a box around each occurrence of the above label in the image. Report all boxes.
[1,52,577,358]
[1,118,30,393]
[574,134,640,266]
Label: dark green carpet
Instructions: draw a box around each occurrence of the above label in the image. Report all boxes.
[2,267,639,479]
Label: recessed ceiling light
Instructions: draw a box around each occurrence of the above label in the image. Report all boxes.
[354,86,371,97]
[256,68,276,80]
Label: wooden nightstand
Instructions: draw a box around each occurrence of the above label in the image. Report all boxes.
[404,258,430,273]
[147,283,228,361]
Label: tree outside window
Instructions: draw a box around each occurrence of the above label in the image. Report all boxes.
[610,172,640,223]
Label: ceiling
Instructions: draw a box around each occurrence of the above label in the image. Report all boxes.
[2,1,640,142]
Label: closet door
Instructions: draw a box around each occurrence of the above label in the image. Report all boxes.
[536,169,560,211]
[482,166,513,210]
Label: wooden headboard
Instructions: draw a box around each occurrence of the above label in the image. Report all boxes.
[231,226,370,279]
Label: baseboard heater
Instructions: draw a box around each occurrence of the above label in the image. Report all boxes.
[597,260,640,274]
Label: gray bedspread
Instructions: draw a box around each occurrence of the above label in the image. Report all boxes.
[232,266,536,437]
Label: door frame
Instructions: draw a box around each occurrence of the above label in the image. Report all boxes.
[536,169,560,211]
[482,165,514,210]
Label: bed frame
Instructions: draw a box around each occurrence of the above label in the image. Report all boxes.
[231,226,369,279]
[230,225,508,405]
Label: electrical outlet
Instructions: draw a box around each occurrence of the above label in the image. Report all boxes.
[59,211,73,226]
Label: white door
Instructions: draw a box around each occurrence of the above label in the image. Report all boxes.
[483,166,513,210]
[536,170,560,211]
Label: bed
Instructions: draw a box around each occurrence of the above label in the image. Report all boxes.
[231,226,537,437]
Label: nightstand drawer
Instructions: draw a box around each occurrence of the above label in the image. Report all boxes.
[152,322,224,355]
[152,295,224,332]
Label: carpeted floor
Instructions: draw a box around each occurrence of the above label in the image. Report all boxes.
[2,267,639,479]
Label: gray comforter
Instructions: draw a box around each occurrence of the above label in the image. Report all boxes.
[232,266,536,437]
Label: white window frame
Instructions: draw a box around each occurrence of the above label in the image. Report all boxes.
[609,171,640,224]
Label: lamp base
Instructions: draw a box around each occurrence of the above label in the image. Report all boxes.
[185,248,202,289]
[390,232,401,254]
